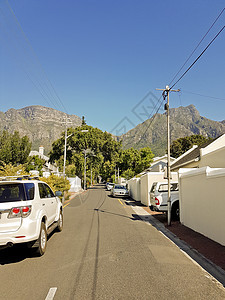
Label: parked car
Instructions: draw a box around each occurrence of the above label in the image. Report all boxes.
[106,182,115,191]
[150,181,180,220]
[0,178,63,256]
[111,184,129,198]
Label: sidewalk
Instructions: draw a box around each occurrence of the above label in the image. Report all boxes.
[127,198,225,287]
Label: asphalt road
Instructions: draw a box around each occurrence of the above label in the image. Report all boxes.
[0,184,225,300]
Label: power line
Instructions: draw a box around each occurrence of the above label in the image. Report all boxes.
[169,8,225,86]
[130,10,225,148]
[170,25,225,89]
[133,22,225,149]
[182,90,225,101]
[1,1,69,114]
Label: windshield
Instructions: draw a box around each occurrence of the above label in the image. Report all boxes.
[115,185,126,189]
[0,183,25,203]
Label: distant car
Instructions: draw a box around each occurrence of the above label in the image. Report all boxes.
[106,183,114,191]
[0,178,63,256]
[111,184,129,198]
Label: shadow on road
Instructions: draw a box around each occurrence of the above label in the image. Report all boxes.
[0,232,56,265]
[93,208,142,221]
[0,245,33,264]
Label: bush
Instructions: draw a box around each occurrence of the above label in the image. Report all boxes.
[40,175,70,194]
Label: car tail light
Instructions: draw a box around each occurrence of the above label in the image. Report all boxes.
[8,206,32,218]
[21,206,32,217]
[155,197,160,205]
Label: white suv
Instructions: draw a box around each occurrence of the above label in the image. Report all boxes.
[0,179,63,256]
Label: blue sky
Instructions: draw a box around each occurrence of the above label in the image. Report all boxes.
[0,0,224,135]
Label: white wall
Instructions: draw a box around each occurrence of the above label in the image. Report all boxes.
[179,167,225,246]
[68,176,82,192]
[127,178,141,201]
[140,172,178,206]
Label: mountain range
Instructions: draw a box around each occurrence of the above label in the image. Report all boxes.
[0,104,224,157]
[0,106,81,154]
[120,104,225,156]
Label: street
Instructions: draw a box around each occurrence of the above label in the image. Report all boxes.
[0,184,224,300]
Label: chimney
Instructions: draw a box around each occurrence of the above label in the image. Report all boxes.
[39,146,44,155]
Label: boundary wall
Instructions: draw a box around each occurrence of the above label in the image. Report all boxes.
[179,167,225,246]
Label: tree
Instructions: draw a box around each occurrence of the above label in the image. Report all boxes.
[49,125,154,183]
[119,147,154,179]
[49,125,122,184]
[0,162,27,177]
[170,135,213,158]
[25,155,46,174]
[0,130,31,166]
[81,116,86,125]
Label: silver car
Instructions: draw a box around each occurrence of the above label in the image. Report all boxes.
[111,184,129,198]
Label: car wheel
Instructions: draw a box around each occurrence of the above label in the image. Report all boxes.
[171,201,180,221]
[35,222,47,256]
[56,210,63,232]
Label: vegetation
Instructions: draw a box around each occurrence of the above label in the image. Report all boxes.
[0,130,31,165]
[25,155,46,175]
[49,125,154,183]
[40,175,70,194]
[170,134,213,158]
[0,162,27,177]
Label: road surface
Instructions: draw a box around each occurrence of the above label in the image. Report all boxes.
[0,184,224,299]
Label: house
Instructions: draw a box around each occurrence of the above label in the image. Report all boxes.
[29,146,60,176]
[171,134,225,171]
[149,155,176,172]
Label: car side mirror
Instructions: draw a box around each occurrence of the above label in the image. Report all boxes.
[55,191,62,197]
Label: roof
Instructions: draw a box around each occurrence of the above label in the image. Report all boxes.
[171,139,214,170]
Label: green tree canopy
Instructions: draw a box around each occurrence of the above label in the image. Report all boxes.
[0,130,32,166]
[170,134,213,158]
[49,125,154,183]
[49,125,121,180]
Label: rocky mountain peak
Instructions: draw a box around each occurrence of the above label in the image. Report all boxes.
[0,105,82,154]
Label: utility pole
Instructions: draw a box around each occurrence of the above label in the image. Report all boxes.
[62,116,72,178]
[81,129,89,190]
[84,149,87,190]
[91,166,92,186]
[115,165,117,183]
[156,85,180,226]
[118,167,119,183]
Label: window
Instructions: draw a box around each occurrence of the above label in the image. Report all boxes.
[38,183,48,199]
[158,184,168,192]
[38,183,55,199]
[158,183,179,193]
[24,183,35,200]
[0,184,25,202]
[44,184,55,198]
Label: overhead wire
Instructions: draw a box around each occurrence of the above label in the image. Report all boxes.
[133,8,225,147]
[1,1,69,114]
[0,8,59,111]
[170,25,225,90]
[181,90,225,102]
[169,7,225,86]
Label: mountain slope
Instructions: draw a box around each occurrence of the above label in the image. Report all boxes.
[121,105,225,156]
[0,106,82,154]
